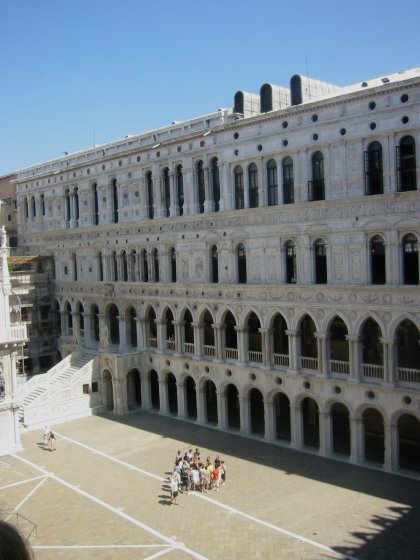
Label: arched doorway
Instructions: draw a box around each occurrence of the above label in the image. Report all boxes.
[103,370,113,412]
[302,397,320,448]
[150,370,160,410]
[204,380,218,424]
[363,408,384,464]
[185,376,197,419]
[226,384,240,429]
[127,369,141,409]
[331,402,351,456]
[167,373,178,415]
[273,392,291,441]
[249,388,265,435]
[398,414,420,472]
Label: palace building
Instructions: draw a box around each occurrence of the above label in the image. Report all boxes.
[13,67,420,475]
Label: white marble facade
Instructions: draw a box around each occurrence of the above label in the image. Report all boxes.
[14,68,420,475]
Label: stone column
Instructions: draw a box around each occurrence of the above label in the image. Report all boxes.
[118,316,127,352]
[235,326,248,365]
[213,323,223,362]
[204,164,214,213]
[286,330,300,371]
[383,421,396,472]
[156,319,166,354]
[291,404,303,449]
[260,327,271,368]
[216,389,227,430]
[176,381,187,419]
[140,373,151,409]
[158,379,168,415]
[169,170,177,216]
[380,337,396,385]
[315,332,327,375]
[264,398,276,441]
[350,417,363,463]
[193,322,204,358]
[196,387,205,424]
[114,378,128,415]
[256,159,266,207]
[219,161,230,212]
[319,410,332,455]
[346,335,361,381]
[239,394,249,434]
[173,320,183,356]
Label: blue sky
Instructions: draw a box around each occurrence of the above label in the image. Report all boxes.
[1,0,419,176]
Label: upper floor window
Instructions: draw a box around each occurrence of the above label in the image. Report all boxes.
[197,160,205,214]
[41,194,45,216]
[248,163,259,208]
[234,166,244,209]
[397,136,417,192]
[170,247,177,282]
[308,151,325,201]
[31,196,36,218]
[152,248,159,282]
[24,197,29,220]
[364,141,383,195]
[98,251,103,281]
[211,157,220,212]
[122,250,128,282]
[142,249,149,282]
[237,243,247,283]
[163,167,171,217]
[92,182,99,225]
[176,165,184,216]
[210,245,218,283]
[146,171,154,219]
[267,159,278,206]
[402,233,419,285]
[111,178,118,223]
[282,157,294,204]
[314,238,327,284]
[65,189,71,223]
[284,240,297,284]
[370,235,386,284]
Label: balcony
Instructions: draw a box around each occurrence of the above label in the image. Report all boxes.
[0,324,27,346]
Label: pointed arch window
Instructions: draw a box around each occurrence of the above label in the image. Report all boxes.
[267,159,278,206]
[92,182,99,225]
[248,163,259,208]
[282,156,294,204]
[142,249,149,282]
[234,166,244,209]
[364,141,383,195]
[397,136,417,192]
[170,247,177,282]
[98,251,103,281]
[41,194,45,216]
[152,248,159,282]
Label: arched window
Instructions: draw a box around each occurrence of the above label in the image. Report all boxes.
[65,189,71,224]
[146,171,154,219]
[111,250,118,281]
[111,178,118,223]
[72,253,77,281]
[397,136,417,192]
[234,166,244,209]
[211,157,220,212]
[237,243,247,284]
[364,141,383,195]
[314,238,327,284]
[142,249,148,282]
[176,165,184,216]
[92,182,99,225]
[248,163,259,208]
[267,159,278,206]
[24,197,29,220]
[122,250,128,282]
[197,160,205,213]
[152,248,159,282]
[370,235,386,284]
[74,187,80,225]
[163,167,171,217]
[170,247,177,282]
[285,240,297,284]
[98,251,103,281]
[309,152,324,201]
[402,233,419,285]
[282,156,294,204]
[396,319,420,374]
[361,318,383,365]
[30,196,36,218]
[41,194,45,216]
[210,245,218,283]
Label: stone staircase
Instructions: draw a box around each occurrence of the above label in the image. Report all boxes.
[18,348,100,430]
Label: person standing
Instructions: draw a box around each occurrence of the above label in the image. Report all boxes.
[48,430,56,451]
[170,474,179,505]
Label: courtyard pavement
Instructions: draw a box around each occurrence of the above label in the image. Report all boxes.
[1,411,420,559]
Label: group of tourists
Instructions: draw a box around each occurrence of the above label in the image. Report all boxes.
[170,448,226,505]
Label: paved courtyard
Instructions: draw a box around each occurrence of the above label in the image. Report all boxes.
[1,411,420,559]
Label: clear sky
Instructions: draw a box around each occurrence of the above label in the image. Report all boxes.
[1,0,419,176]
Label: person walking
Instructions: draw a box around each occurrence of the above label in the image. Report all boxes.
[48,430,56,451]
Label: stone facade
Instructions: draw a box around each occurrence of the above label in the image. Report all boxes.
[13,68,420,475]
